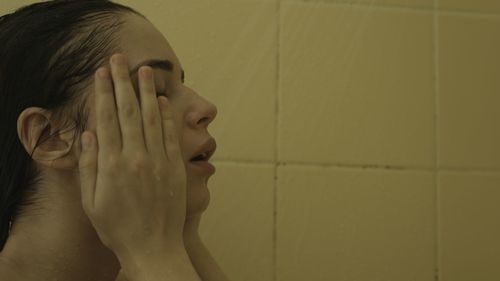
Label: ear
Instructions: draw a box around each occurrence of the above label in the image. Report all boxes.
[17,107,78,170]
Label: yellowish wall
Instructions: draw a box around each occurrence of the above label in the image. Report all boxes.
[1,1,500,281]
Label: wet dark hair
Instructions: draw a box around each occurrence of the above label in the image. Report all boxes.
[0,0,144,251]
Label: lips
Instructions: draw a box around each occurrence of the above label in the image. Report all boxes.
[189,138,216,162]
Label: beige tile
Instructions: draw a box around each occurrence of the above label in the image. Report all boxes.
[118,0,278,162]
[278,166,436,281]
[199,162,275,281]
[0,0,38,15]
[439,172,500,281]
[438,15,500,169]
[280,2,435,167]
[284,0,433,9]
[367,0,433,8]
[439,0,500,14]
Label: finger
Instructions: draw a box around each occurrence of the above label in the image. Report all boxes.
[158,96,181,162]
[138,66,164,156]
[79,131,97,213]
[95,67,122,152]
[109,54,145,151]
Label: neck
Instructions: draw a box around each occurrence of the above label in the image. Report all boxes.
[0,180,120,281]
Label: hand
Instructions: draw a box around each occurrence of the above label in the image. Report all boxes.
[113,216,203,281]
[78,54,187,261]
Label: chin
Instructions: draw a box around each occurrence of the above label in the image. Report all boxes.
[186,177,211,218]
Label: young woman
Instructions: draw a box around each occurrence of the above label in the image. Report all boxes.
[0,1,228,280]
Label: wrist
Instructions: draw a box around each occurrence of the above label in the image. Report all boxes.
[120,246,195,281]
[183,215,202,247]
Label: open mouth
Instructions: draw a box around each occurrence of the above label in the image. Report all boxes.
[188,156,215,174]
[190,152,209,162]
[188,138,216,174]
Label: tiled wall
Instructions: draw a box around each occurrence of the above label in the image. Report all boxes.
[2,1,499,281]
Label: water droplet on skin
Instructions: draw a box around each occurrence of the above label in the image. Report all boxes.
[169,191,174,197]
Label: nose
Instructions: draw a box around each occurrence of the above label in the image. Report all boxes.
[188,97,218,129]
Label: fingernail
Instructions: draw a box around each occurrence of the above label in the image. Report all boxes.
[140,66,152,80]
[159,96,168,108]
[97,68,109,79]
[112,54,127,65]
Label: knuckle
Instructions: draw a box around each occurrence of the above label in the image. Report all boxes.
[145,113,158,127]
[123,103,138,118]
[129,152,151,172]
[102,154,120,172]
[151,165,165,182]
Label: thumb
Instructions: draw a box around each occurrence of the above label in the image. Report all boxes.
[79,131,97,213]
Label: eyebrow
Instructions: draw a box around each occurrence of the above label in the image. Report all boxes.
[129,59,185,82]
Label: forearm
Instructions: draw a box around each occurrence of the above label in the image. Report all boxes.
[118,246,202,281]
[114,238,229,281]
[184,234,231,281]
[114,215,230,281]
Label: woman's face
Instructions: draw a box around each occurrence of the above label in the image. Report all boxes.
[84,13,218,218]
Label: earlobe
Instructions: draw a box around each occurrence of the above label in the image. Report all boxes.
[17,107,77,170]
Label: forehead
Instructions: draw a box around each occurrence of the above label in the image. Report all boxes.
[117,13,181,73]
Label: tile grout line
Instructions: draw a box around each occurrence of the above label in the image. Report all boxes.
[438,9,500,19]
[212,160,500,173]
[291,0,500,18]
[294,0,434,13]
[274,1,282,281]
[433,0,441,280]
